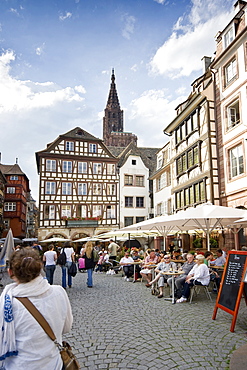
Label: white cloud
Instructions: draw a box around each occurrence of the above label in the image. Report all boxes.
[75,85,86,94]
[0,51,85,113]
[121,14,136,40]
[9,8,20,16]
[150,0,234,78]
[35,43,45,56]
[0,50,90,201]
[130,64,138,72]
[59,12,72,21]
[153,0,169,4]
[127,89,186,147]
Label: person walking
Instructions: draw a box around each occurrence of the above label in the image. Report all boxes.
[0,247,73,369]
[43,244,57,285]
[61,242,75,289]
[81,241,95,288]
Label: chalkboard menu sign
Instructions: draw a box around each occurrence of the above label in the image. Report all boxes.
[212,251,247,332]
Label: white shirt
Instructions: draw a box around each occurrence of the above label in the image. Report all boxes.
[120,256,134,265]
[44,250,57,266]
[189,263,210,285]
[64,247,74,262]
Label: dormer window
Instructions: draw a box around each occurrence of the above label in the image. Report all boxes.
[224,27,234,48]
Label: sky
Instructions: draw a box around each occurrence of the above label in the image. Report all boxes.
[0,0,236,202]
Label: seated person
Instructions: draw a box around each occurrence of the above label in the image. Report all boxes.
[195,248,204,256]
[132,250,142,280]
[176,254,210,303]
[204,251,214,266]
[157,251,165,263]
[172,250,183,260]
[119,252,134,281]
[140,250,159,284]
[95,251,104,272]
[146,254,176,298]
[167,253,196,298]
[210,249,226,266]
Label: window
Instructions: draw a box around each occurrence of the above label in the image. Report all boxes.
[80,205,87,218]
[62,182,72,195]
[224,27,234,48]
[124,175,133,186]
[132,160,136,165]
[175,180,206,211]
[136,176,144,187]
[89,143,97,153]
[107,184,116,195]
[92,205,101,217]
[156,202,163,216]
[124,217,133,227]
[226,100,240,129]
[4,202,16,211]
[61,205,71,217]
[78,162,87,174]
[229,144,244,179]
[225,58,237,85]
[46,160,56,172]
[176,145,199,176]
[136,217,144,223]
[62,161,72,173]
[93,163,102,174]
[136,197,144,208]
[107,164,115,174]
[10,176,18,180]
[107,205,116,219]
[7,187,15,194]
[93,183,102,195]
[78,183,87,195]
[44,205,55,219]
[125,197,133,207]
[65,141,74,151]
[45,182,56,194]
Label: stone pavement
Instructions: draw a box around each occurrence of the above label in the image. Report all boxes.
[54,269,247,370]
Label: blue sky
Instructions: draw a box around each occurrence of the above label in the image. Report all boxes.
[0,0,235,201]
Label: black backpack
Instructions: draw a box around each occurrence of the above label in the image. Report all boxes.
[57,249,66,265]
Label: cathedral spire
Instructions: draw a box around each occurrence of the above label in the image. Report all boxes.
[103,69,137,147]
[106,68,120,109]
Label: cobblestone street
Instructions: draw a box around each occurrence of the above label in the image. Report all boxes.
[52,269,247,370]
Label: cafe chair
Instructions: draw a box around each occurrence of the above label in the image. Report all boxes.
[189,283,212,304]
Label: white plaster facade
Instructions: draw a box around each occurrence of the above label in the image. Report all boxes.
[119,154,150,228]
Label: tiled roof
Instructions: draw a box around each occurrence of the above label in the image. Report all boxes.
[107,142,160,174]
[0,163,25,175]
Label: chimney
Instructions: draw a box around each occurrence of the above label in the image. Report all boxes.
[16,158,18,164]
[234,1,246,14]
[201,56,212,74]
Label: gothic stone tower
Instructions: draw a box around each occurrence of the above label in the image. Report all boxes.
[103,69,137,147]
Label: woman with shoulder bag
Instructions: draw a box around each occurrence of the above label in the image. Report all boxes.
[0,247,73,369]
[81,241,95,288]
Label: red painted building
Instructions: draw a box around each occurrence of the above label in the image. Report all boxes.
[0,163,30,239]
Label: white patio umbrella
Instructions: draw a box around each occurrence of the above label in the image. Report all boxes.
[73,237,102,243]
[39,237,71,243]
[0,228,15,263]
[121,203,247,251]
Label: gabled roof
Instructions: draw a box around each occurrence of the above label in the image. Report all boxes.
[36,127,118,172]
[0,163,26,176]
[107,142,159,175]
[0,163,30,191]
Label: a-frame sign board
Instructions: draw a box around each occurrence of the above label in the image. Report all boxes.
[212,251,247,332]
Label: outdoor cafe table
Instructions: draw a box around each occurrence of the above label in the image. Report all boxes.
[160,270,185,304]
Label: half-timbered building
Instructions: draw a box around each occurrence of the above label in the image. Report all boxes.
[36,127,119,240]
[0,163,30,239]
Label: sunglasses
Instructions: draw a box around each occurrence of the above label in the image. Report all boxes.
[164,257,170,259]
